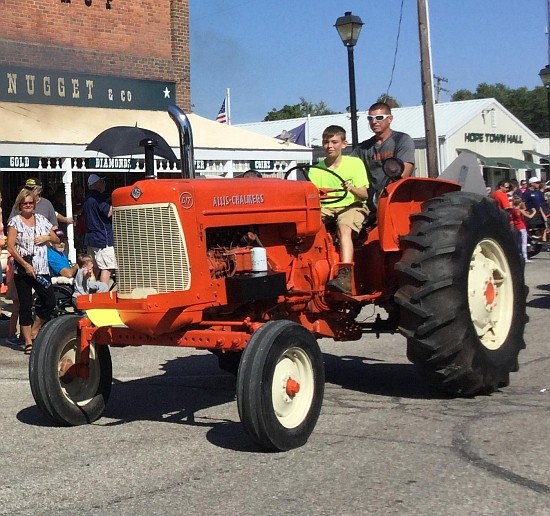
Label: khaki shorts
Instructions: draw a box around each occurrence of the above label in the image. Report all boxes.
[89,246,118,270]
[321,203,369,234]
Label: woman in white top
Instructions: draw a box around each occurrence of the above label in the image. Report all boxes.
[6,190,60,354]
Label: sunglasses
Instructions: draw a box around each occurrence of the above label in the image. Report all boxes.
[20,201,34,206]
[367,114,391,122]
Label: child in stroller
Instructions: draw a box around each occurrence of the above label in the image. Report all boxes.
[72,253,109,302]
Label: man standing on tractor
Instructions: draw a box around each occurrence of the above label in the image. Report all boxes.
[309,125,368,294]
[352,102,415,211]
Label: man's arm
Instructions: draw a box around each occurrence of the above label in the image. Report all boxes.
[48,249,77,278]
[58,264,79,278]
[344,182,368,201]
[56,212,74,225]
[402,162,414,178]
[395,133,415,178]
[347,157,369,201]
[99,199,113,218]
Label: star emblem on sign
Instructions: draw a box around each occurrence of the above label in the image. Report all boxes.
[163,87,171,99]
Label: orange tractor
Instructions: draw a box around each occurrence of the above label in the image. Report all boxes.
[29,106,527,451]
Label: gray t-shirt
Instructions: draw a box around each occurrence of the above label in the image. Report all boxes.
[351,130,415,195]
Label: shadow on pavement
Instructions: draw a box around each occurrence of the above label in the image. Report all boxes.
[526,283,550,310]
[323,353,450,400]
[17,348,456,452]
[17,353,262,452]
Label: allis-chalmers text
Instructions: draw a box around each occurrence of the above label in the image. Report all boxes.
[213,194,265,207]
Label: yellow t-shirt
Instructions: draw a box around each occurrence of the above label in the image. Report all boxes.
[308,155,368,208]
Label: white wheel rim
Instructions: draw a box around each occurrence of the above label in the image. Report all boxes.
[468,238,513,351]
[58,340,101,406]
[271,346,315,429]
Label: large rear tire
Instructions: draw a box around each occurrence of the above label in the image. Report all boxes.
[236,320,324,451]
[29,315,112,425]
[395,192,527,396]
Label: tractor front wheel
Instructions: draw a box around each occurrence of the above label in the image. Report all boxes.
[236,320,324,451]
[29,315,112,426]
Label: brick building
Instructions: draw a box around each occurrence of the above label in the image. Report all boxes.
[0,0,190,109]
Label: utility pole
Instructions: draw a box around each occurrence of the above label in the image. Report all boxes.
[433,75,451,103]
[417,0,439,177]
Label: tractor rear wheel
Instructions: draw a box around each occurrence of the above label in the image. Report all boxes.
[29,315,112,425]
[395,192,527,396]
[236,320,324,451]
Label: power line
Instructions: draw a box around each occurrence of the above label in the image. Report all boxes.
[385,0,406,101]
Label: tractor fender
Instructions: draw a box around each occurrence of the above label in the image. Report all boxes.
[377,177,461,252]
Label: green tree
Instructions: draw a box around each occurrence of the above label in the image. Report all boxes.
[376,93,401,109]
[451,83,547,136]
[264,104,303,121]
[264,97,337,121]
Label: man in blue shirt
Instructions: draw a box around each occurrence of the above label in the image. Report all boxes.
[48,240,78,278]
[522,177,547,231]
[83,174,117,283]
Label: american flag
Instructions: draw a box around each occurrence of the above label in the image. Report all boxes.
[216,99,227,124]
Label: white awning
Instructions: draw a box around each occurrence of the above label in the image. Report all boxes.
[0,102,311,160]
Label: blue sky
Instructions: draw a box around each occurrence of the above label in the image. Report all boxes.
[190,1,548,124]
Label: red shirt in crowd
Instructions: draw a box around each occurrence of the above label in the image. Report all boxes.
[510,208,526,231]
[490,189,511,210]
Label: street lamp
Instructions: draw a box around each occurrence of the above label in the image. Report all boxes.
[539,65,550,176]
[539,65,550,137]
[335,11,364,148]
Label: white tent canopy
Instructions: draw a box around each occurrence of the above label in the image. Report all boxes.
[0,102,311,162]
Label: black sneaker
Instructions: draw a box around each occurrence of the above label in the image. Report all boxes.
[326,266,352,294]
[6,336,23,348]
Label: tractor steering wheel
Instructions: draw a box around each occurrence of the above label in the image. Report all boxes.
[283,165,348,205]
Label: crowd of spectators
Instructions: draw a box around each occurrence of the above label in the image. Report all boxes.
[1,174,114,352]
[490,176,550,262]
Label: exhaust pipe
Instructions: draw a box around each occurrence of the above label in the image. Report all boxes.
[168,104,195,179]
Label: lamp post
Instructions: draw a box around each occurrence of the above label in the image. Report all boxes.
[539,65,550,139]
[539,65,550,177]
[335,11,363,149]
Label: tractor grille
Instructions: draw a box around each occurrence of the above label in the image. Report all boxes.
[113,203,191,297]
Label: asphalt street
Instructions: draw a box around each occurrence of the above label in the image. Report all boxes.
[0,253,549,515]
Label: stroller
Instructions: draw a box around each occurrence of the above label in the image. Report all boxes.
[50,276,78,317]
[50,271,116,317]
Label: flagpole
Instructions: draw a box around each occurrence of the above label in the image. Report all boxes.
[226,88,231,125]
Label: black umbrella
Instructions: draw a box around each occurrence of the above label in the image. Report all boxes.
[86,126,177,161]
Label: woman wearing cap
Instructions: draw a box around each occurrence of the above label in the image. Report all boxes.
[6,190,60,354]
